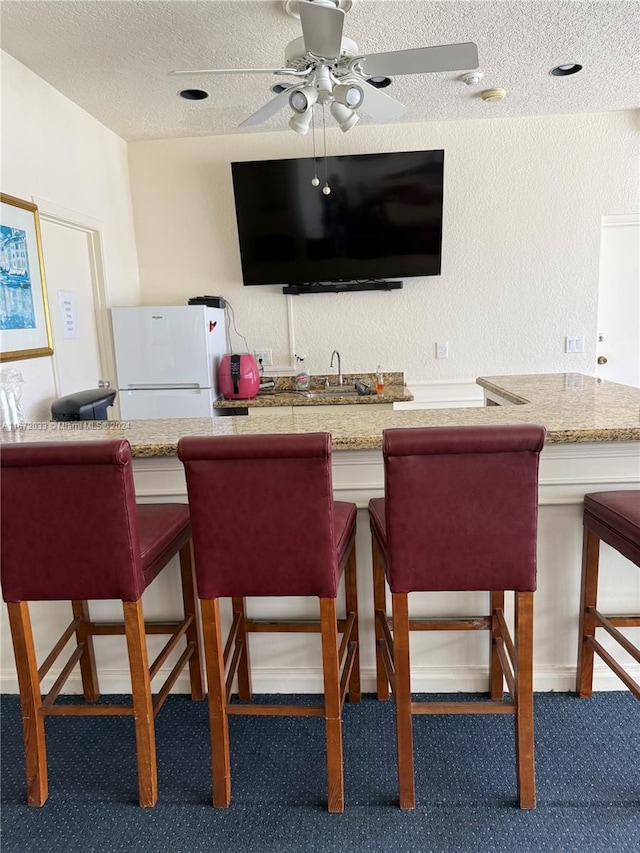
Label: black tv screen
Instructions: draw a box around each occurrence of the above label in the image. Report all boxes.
[231,150,444,287]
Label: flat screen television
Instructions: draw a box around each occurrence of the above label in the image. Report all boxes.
[231,150,444,289]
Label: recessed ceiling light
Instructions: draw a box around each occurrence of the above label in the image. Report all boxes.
[367,76,393,89]
[550,63,583,77]
[179,89,209,100]
[271,83,294,94]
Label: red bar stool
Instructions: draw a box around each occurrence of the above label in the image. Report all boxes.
[178,432,360,813]
[369,424,546,810]
[576,490,640,699]
[0,440,204,807]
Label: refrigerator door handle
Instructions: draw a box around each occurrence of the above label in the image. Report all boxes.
[125,383,202,390]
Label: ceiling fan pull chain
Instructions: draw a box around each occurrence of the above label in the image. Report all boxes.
[311,108,320,186]
[322,104,331,195]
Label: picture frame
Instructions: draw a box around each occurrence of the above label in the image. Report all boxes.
[1,193,53,361]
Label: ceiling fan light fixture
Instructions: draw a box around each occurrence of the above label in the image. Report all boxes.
[172,9,482,135]
[289,85,318,113]
[550,63,583,77]
[289,108,315,135]
[330,101,359,132]
[332,83,364,109]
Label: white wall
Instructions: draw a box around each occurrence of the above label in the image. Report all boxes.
[128,110,639,382]
[4,49,637,408]
[0,52,141,420]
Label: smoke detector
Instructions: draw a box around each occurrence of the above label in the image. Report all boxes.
[461,71,484,86]
[481,88,507,102]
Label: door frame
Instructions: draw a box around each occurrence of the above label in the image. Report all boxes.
[597,213,640,385]
[31,196,116,398]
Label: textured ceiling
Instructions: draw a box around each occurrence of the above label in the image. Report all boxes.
[1,0,639,141]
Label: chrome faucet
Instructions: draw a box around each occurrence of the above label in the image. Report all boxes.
[330,350,343,386]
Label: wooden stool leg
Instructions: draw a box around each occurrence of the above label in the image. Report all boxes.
[201,598,231,808]
[343,541,361,703]
[320,597,344,813]
[71,600,99,701]
[179,541,204,701]
[7,602,48,807]
[514,591,536,810]
[123,600,157,808]
[392,592,415,810]
[489,591,505,699]
[231,597,252,701]
[372,538,390,701]
[576,528,600,698]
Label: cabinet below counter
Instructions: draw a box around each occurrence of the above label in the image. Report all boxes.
[248,402,394,417]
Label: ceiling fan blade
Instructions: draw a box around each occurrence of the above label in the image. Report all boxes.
[359,83,407,123]
[359,42,479,77]
[298,0,345,60]
[170,67,289,77]
[238,88,293,128]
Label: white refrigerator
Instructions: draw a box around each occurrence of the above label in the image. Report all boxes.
[111,305,227,419]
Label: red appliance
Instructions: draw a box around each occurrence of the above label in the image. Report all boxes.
[218,353,260,400]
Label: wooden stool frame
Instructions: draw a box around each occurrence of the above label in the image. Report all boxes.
[201,537,360,814]
[7,542,203,807]
[372,536,536,810]
[576,526,640,700]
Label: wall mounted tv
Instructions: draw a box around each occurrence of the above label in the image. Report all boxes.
[231,149,444,293]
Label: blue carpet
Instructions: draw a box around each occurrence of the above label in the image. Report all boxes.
[1,692,638,852]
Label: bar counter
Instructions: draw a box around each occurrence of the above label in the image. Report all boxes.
[2,373,639,455]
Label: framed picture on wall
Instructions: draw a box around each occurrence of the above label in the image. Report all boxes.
[1,193,53,361]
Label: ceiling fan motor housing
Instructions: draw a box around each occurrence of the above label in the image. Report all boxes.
[284,36,360,70]
[283,0,353,19]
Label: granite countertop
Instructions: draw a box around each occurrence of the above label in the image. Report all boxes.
[2,373,639,457]
[213,372,412,408]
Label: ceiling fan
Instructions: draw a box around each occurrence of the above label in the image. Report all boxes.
[171,0,479,135]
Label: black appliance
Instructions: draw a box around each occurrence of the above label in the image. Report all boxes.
[231,150,444,291]
[51,388,117,421]
[188,295,227,308]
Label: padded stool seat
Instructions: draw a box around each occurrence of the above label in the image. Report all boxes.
[1,440,204,807]
[584,491,640,564]
[577,490,640,699]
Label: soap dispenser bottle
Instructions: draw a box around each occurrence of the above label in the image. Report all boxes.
[376,365,384,393]
[295,355,310,391]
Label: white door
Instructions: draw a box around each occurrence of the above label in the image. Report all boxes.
[39,219,109,396]
[596,215,640,387]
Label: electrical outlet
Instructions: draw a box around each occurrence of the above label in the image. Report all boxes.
[435,341,449,359]
[565,335,585,354]
[255,348,272,367]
